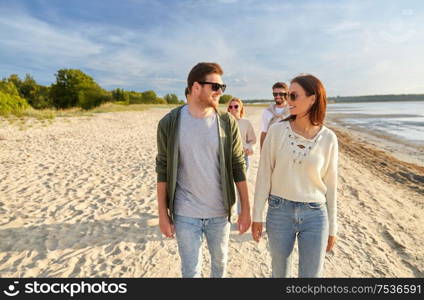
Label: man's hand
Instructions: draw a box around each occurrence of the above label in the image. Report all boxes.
[234,181,250,234]
[159,214,175,238]
[237,211,251,234]
[251,222,263,242]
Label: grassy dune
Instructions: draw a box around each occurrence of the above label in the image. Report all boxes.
[0,102,183,122]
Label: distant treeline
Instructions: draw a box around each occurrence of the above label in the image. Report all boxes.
[242,94,424,104]
[327,94,424,103]
[0,69,242,116]
[243,99,271,104]
[0,69,186,115]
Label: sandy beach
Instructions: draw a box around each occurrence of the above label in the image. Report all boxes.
[0,106,423,278]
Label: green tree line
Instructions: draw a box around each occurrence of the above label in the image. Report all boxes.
[0,69,185,115]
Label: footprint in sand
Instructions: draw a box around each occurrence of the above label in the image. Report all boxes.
[45,238,58,251]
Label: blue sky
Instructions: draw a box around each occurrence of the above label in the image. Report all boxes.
[1,0,423,99]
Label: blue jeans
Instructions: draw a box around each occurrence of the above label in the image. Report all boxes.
[266,195,329,278]
[174,215,230,278]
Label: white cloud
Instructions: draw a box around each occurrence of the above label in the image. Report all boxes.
[0,1,423,99]
[327,21,361,33]
[0,14,101,60]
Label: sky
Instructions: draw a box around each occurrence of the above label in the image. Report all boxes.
[1,0,423,100]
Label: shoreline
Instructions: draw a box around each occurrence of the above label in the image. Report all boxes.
[326,114,424,167]
[328,125,424,193]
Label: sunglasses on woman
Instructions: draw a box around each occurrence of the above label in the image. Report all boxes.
[228,105,239,109]
[287,93,296,101]
[197,81,227,92]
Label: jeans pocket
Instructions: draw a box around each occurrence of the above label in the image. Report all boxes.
[268,195,283,209]
[210,216,229,225]
[307,202,324,209]
[174,215,198,226]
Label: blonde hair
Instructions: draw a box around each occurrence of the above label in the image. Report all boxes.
[227,97,245,118]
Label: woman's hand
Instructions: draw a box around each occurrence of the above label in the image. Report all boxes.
[251,222,263,242]
[244,148,253,156]
[326,235,336,252]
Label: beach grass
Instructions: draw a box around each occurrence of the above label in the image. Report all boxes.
[0,102,183,125]
[1,102,266,120]
[245,103,269,107]
[0,102,268,130]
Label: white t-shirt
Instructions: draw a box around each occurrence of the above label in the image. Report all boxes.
[260,106,289,133]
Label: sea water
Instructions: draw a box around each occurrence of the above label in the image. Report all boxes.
[327,101,424,145]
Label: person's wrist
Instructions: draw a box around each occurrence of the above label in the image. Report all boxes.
[159,211,170,218]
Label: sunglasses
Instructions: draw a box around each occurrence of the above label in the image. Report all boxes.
[197,81,226,92]
[289,93,306,101]
[288,93,299,101]
[273,92,288,98]
[228,105,239,109]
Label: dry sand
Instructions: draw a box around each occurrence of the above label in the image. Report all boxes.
[0,106,423,277]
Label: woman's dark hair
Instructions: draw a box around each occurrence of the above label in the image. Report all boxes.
[285,74,327,125]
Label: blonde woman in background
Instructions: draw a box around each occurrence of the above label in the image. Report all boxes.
[227,98,256,170]
[227,98,257,214]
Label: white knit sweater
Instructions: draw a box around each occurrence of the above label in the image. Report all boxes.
[253,121,339,236]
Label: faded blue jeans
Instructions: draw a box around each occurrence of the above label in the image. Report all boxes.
[174,214,230,278]
[266,194,329,278]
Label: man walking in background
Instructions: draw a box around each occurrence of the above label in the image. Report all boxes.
[260,82,290,149]
[156,62,251,277]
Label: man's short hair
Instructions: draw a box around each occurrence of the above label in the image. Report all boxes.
[187,62,223,93]
[272,82,288,90]
[184,87,189,98]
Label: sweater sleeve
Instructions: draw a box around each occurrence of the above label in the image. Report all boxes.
[155,117,168,182]
[231,116,247,182]
[323,133,339,236]
[245,120,257,151]
[253,125,275,222]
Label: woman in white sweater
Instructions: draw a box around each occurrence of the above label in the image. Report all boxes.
[252,74,338,278]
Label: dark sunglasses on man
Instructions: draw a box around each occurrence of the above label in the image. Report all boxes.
[197,81,226,93]
[273,92,288,98]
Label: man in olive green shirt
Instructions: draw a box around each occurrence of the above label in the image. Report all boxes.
[155,62,251,277]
